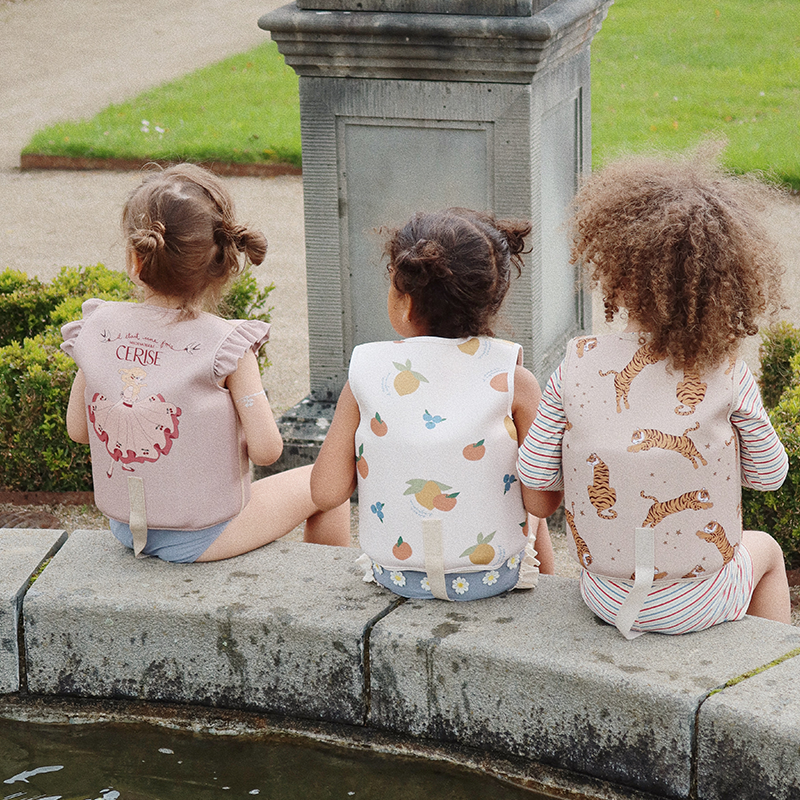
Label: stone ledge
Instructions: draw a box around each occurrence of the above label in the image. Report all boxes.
[23,530,392,725]
[366,579,800,798]
[697,653,800,800]
[6,528,800,798]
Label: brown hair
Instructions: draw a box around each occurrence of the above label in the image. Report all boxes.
[122,163,267,315]
[570,153,783,371]
[384,208,531,337]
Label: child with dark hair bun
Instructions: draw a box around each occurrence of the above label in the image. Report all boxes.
[519,153,790,636]
[63,163,349,562]
[312,208,558,601]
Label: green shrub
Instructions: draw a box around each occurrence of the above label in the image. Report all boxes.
[0,271,61,347]
[743,327,800,568]
[0,332,93,491]
[756,321,800,411]
[0,264,273,492]
[219,268,275,372]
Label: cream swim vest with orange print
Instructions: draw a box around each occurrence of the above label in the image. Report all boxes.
[561,333,741,582]
[349,336,528,574]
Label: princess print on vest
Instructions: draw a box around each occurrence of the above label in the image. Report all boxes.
[89,367,181,478]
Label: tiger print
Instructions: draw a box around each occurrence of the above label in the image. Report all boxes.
[576,337,598,358]
[640,489,713,528]
[586,453,617,519]
[565,502,593,568]
[627,422,708,469]
[682,564,706,579]
[599,343,661,413]
[695,521,737,565]
[675,366,707,416]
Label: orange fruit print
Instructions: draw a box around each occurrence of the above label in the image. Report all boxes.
[356,443,368,478]
[370,412,388,436]
[489,372,509,392]
[463,440,485,460]
[393,536,412,560]
[404,479,459,511]
[393,359,428,396]
[460,532,496,564]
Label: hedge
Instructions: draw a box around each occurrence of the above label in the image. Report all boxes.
[742,322,800,569]
[0,265,272,493]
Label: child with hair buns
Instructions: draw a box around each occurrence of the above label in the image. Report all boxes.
[312,208,558,601]
[518,154,790,637]
[63,163,349,562]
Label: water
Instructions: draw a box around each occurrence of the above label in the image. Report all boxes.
[0,718,553,800]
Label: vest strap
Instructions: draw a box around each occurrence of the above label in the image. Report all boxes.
[128,476,149,559]
[615,528,654,639]
[423,519,451,601]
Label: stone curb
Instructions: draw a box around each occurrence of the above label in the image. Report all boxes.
[5,528,800,798]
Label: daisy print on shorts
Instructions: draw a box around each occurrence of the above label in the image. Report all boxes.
[482,570,500,586]
[390,571,406,587]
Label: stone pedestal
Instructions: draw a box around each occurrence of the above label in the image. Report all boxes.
[258,0,610,472]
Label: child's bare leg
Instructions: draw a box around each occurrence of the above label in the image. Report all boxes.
[742,529,791,624]
[197,465,349,561]
[533,515,555,575]
[304,500,351,546]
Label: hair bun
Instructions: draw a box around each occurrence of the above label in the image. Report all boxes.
[399,238,452,282]
[496,219,532,259]
[131,221,166,255]
[226,224,248,251]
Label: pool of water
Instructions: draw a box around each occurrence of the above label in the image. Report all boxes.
[0,718,554,800]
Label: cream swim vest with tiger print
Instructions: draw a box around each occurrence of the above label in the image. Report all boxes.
[562,333,741,582]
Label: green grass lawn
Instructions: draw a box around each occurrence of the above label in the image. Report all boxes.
[23,42,302,168]
[22,1,800,187]
[592,0,800,188]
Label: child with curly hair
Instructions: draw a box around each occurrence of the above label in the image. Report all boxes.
[312,208,559,601]
[518,153,790,637]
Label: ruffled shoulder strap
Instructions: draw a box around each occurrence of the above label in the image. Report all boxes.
[60,298,106,359]
[213,319,271,380]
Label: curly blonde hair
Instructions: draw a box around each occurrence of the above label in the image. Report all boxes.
[571,153,783,371]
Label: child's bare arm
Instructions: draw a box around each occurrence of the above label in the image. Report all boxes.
[66,369,90,444]
[513,365,563,518]
[227,349,283,466]
[311,382,359,510]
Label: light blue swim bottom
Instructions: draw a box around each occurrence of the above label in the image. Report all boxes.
[370,550,524,601]
[108,518,229,563]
